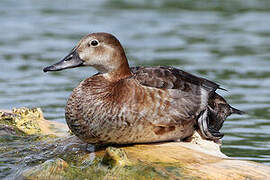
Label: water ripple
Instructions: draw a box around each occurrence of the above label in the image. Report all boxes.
[0,0,269,166]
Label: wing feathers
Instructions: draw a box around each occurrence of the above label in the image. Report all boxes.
[130,66,220,93]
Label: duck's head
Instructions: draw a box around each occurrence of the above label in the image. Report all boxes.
[43,32,131,80]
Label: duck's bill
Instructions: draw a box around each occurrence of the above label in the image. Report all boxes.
[43,50,84,72]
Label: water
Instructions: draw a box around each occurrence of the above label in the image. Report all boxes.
[0,0,270,165]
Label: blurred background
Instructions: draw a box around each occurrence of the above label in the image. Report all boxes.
[0,0,269,164]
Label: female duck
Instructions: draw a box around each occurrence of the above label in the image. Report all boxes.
[43,33,243,144]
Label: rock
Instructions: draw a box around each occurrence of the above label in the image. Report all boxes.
[20,141,270,180]
[181,131,227,158]
[0,124,19,136]
[122,143,270,180]
[22,158,69,180]
[0,107,68,136]
[1,107,270,179]
[101,146,131,167]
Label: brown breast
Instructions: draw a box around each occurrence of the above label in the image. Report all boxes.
[65,73,197,144]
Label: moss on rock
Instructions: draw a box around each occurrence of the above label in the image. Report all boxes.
[101,147,131,167]
[22,158,69,180]
[0,108,43,135]
[0,107,68,137]
[1,107,270,180]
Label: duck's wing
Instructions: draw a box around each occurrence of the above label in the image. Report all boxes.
[130,66,222,93]
[130,66,218,119]
[130,66,225,140]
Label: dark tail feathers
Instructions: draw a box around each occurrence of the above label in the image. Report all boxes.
[230,106,245,115]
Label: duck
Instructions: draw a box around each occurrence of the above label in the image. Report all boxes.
[43,32,244,144]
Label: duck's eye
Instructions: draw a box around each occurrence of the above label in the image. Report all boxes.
[90,40,99,47]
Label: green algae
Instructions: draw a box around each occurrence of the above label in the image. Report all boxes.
[57,157,179,180]
[0,108,44,135]
[62,159,191,180]
[19,144,196,180]
[101,147,131,167]
[0,108,191,179]
[0,107,270,179]
[28,146,196,180]
[22,158,69,180]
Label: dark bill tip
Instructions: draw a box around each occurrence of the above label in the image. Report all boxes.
[43,65,61,72]
[43,67,48,72]
[43,65,53,72]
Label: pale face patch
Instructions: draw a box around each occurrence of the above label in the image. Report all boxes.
[77,38,118,73]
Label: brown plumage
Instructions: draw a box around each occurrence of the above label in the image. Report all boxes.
[43,32,243,144]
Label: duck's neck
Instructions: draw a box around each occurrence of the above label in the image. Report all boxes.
[103,58,132,82]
